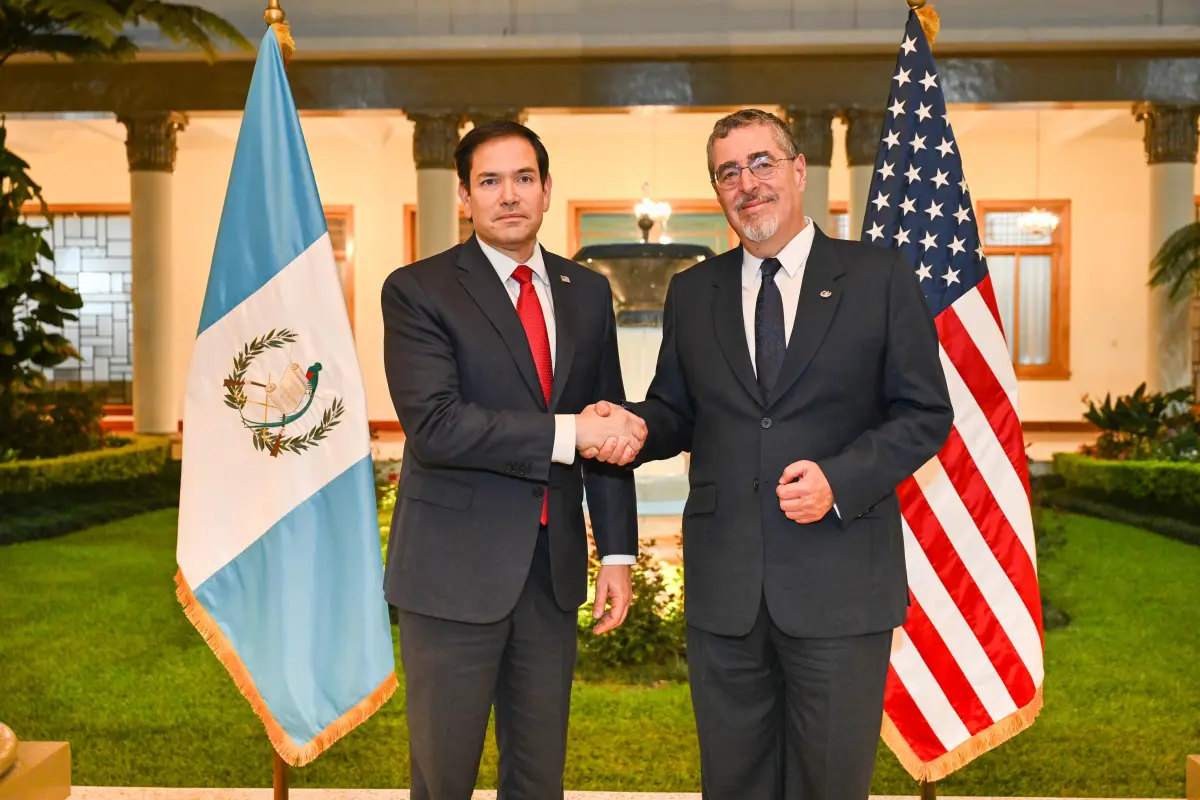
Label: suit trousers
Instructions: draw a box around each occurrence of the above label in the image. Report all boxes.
[686,596,892,800]
[397,525,578,800]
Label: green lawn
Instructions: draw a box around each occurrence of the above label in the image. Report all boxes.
[0,509,1197,796]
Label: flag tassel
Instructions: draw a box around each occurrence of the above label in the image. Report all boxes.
[174,569,399,767]
[906,0,940,46]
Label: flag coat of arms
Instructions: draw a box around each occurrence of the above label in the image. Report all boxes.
[860,8,1045,782]
[176,27,396,766]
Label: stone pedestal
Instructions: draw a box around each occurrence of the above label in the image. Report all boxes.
[842,107,886,242]
[1135,102,1199,392]
[118,111,187,435]
[785,107,835,234]
[0,741,70,800]
[409,110,465,261]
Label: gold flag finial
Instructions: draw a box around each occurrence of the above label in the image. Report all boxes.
[906,0,940,47]
[264,0,294,66]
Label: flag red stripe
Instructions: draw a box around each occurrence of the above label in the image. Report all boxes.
[936,427,1044,640]
[935,306,1030,499]
[973,273,1005,334]
[884,665,948,763]
[902,592,995,735]
[898,477,1036,704]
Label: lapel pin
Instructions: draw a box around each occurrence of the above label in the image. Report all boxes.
[820,289,832,298]
[560,275,571,283]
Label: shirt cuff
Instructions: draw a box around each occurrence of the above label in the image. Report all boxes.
[552,414,577,465]
[600,554,637,566]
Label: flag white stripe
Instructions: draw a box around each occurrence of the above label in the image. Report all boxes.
[177,233,369,588]
[921,463,1046,685]
[890,626,973,751]
[954,289,1021,413]
[939,346,1037,564]
[902,518,1019,722]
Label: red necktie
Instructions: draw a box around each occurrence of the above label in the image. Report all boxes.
[511,265,552,525]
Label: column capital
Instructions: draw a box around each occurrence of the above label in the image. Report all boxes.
[782,106,836,167]
[117,111,187,172]
[840,106,888,167]
[407,109,466,170]
[1133,101,1199,165]
[466,107,528,128]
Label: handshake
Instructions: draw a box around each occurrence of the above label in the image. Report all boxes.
[575,401,647,466]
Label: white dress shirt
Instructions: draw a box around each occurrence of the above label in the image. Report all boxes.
[740,217,815,365]
[739,219,839,518]
[477,236,636,565]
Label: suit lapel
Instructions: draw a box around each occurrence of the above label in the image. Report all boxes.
[766,227,845,407]
[456,235,546,409]
[711,248,764,407]
[544,250,576,412]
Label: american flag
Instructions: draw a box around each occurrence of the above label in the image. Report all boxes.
[860,9,1045,782]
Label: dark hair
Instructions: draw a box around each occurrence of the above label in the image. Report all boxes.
[453,120,550,191]
[706,108,797,179]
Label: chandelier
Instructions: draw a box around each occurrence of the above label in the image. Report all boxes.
[1018,206,1059,237]
[634,183,671,243]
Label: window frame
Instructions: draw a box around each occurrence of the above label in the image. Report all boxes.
[975,199,1071,381]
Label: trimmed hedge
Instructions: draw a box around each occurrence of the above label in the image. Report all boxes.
[1052,451,1200,532]
[0,435,171,498]
[0,436,177,545]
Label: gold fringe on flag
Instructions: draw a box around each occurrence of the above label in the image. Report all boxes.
[906,0,940,47]
[174,568,398,767]
[880,685,1043,783]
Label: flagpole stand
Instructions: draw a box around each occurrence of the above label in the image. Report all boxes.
[920,779,937,799]
[273,751,288,800]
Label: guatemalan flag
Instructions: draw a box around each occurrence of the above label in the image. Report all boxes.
[176,26,397,766]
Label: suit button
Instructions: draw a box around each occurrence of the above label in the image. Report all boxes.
[753,478,760,491]
[761,417,772,429]
[533,487,544,498]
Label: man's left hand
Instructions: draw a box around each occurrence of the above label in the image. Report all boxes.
[591,564,632,634]
[777,460,833,523]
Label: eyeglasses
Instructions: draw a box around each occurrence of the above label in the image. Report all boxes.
[713,155,797,189]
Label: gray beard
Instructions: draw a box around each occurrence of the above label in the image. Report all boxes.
[741,212,779,243]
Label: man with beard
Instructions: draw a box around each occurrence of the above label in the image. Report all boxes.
[583,108,953,798]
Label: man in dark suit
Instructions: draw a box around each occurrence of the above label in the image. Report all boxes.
[585,108,954,798]
[381,120,646,800]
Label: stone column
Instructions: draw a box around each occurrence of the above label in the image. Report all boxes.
[408,110,465,261]
[466,107,528,129]
[784,107,836,233]
[842,107,887,242]
[1134,102,1199,392]
[117,111,187,435]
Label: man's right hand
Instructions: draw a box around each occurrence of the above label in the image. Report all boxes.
[576,401,646,465]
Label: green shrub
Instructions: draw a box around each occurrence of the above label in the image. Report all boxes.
[0,435,171,499]
[0,386,107,460]
[1081,383,1200,462]
[1052,451,1200,526]
[0,436,176,545]
[575,545,687,682]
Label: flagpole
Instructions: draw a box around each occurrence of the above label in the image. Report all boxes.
[264,1,295,795]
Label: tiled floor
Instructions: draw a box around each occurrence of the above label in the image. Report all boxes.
[67,791,1168,800]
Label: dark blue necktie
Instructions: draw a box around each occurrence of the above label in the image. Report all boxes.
[755,257,786,397]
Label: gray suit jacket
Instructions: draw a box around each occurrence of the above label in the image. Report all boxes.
[380,234,638,624]
[630,225,954,638]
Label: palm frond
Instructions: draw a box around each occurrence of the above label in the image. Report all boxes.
[121,0,252,58]
[1149,221,1200,301]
